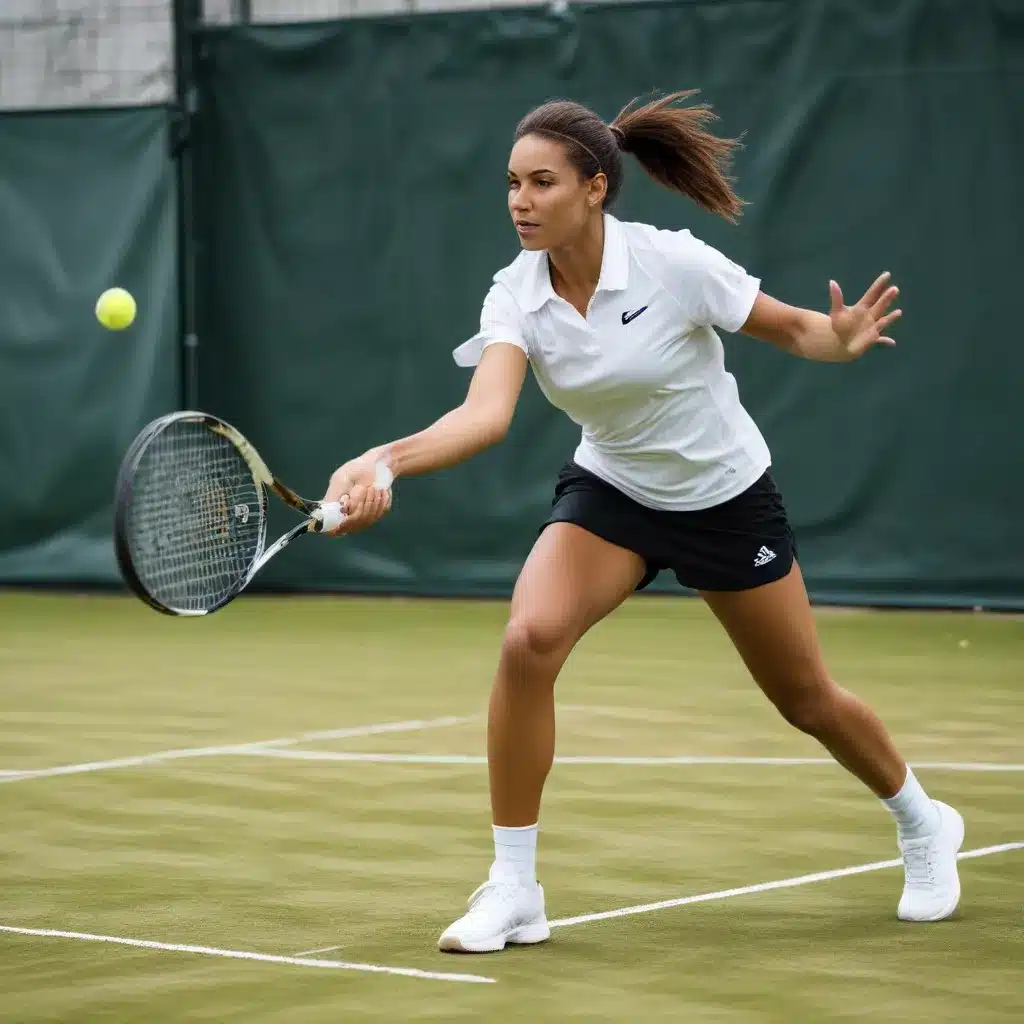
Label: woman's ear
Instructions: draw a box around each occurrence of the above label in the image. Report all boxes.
[587,172,608,208]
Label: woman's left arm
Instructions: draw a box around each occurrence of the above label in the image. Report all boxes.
[738,272,902,363]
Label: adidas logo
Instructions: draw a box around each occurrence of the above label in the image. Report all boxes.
[754,545,777,567]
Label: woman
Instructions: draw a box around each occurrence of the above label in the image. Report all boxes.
[321,92,964,953]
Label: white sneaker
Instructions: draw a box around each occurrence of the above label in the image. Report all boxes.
[438,877,550,953]
[897,800,965,922]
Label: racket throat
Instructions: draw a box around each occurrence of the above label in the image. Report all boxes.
[250,519,317,576]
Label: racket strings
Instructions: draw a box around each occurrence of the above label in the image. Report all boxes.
[126,422,263,612]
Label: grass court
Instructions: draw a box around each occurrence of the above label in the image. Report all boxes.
[1,591,1021,1022]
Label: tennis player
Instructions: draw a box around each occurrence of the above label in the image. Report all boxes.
[321,92,965,952]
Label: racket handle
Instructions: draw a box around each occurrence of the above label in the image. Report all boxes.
[311,502,346,533]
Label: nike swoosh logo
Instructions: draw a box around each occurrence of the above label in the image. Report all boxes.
[621,306,648,325]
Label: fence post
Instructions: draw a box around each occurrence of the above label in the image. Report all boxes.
[171,0,202,410]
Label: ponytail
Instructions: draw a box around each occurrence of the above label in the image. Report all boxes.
[610,90,744,222]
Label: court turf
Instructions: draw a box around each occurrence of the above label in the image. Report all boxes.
[1,591,1021,1022]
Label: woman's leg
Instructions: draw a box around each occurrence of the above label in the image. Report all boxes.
[489,522,645,825]
[702,561,905,797]
[439,522,645,952]
[700,561,964,921]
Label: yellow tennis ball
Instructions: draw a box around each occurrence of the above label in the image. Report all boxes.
[95,287,136,330]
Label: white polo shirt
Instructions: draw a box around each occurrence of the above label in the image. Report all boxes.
[452,213,772,511]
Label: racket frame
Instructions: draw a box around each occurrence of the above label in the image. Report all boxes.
[114,410,343,616]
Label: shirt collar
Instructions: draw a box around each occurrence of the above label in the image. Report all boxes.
[519,213,631,313]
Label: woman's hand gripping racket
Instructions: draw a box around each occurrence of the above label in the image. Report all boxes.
[113,411,392,616]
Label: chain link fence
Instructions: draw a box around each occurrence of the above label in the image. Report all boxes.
[0,0,559,111]
[0,1,173,111]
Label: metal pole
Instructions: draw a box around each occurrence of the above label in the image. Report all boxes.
[237,0,252,23]
[171,0,202,410]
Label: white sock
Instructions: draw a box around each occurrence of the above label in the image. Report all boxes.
[491,823,538,885]
[881,767,940,839]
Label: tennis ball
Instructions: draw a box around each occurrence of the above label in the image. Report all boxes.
[95,287,136,330]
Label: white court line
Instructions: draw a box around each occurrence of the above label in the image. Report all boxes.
[245,748,1024,772]
[0,705,635,783]
[549,842,1024,929]
[0,715,475,784]
[0,926,493,985]
[293,944,344,957]
[251,749,486,764]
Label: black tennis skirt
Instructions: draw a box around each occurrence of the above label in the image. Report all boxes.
[541,460,798,592]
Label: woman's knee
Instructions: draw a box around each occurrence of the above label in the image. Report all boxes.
[501,614,575,666]
[773,677,842,736]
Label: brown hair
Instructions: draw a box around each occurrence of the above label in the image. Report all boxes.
[514,90,744,222]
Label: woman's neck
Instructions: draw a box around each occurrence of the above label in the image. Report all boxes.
[547,214,605,311]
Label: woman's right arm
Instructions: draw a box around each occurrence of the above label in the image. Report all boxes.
[320,341,528,533]
[380,340,528,478]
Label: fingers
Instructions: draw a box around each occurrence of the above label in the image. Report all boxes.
[859,271,892,310]
[848,326,897,357]
[828,279,844,316]
[325,484,392,536]
[869,284,899,319]
[320,454,395,536]
[830,271,902,361]
[850,308,901,356]
[876,308,902,331]
[342,482,367,517]
[360,486,390,520]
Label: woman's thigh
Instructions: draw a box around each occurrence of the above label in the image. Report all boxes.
[699,561,832,711]
[506,522,646,655]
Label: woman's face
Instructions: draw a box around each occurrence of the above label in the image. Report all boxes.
[507,133,606,251]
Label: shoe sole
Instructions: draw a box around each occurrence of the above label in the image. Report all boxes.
[438,920,551,953]
[898,803,965,923]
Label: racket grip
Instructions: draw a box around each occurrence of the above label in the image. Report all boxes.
[312,502,346,533]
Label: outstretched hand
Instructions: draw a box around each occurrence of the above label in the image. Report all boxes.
[829,271,902,359]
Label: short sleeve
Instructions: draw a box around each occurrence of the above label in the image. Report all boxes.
[657,229,760,333]
[452,281,530,368]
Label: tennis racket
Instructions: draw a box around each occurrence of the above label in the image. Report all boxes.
[113,410,391,616]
